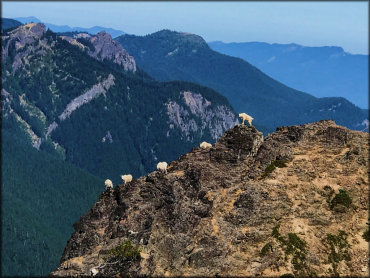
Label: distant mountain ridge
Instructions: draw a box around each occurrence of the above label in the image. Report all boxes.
[208,41,368,109]
[14,16,125,38]
[116,30,368,133]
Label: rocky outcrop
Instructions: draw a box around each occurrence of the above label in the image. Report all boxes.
[60,31,136,72]
[51,120,369,277]
[88,32,136,72]
[58,74,115,121]
[1,23,48,72]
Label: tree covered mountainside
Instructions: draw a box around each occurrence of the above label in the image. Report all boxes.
[1,129,103,276]
[116,30,368,133]
[208,41,368,109]
[2,23,237,182]
[1,18,22,31]
[1,23,237,276]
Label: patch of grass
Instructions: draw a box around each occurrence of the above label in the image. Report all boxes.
[326,230,351,276]
[329,189,352,211]
[105,240,141,262]
[261,159,287,179]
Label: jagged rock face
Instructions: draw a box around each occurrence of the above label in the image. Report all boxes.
[1,23,48,72]
[51,120,369,277]
[88,31,136,72]
[59,31,136,72]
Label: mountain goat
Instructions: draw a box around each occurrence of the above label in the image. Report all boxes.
[238,113,253,126]
[200,141,212,149]
[105,179,113,190]
[90,267,98,276]
[121,174,133,184]
[157,162,168,174]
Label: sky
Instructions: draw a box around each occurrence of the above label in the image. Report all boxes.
[2,1,369,54]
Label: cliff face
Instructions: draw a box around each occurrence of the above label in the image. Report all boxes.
[51,120,369,277]
[60,31,136,72]
[1,23,48,72]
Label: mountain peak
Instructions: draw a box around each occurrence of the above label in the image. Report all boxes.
[150,29,209,49]
[95,30,109,37]
[8,22,46,38]
[14,16,41,24]
[88,31,136,72]
[58,29,136,72]
[1,23,47,72]
[51,120,368,277]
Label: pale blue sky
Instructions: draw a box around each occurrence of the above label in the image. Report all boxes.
[2,1,368,54]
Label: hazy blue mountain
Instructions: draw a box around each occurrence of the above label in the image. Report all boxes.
[13,16,41,23]
[116,30,368,133]
[1,18,22,31]
[208,41,368,109]
[14,16,125,38]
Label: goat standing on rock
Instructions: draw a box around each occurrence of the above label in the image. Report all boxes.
[121,174,133,185]
[157,162,168,174]
[238,113,253,126]
[105,179,113,190]
[200,141,212,149]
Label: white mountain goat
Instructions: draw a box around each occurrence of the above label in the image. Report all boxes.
[200,141,212,149]
[238,113,253,126]
[90,267,98,276]
[121,174,133,184]
[105,179,113,190]
[157,162,168,174]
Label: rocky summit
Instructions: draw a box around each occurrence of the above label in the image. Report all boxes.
[51,120,369,277]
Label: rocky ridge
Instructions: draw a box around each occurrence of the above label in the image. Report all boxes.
[1,22,49,72]
[51,120,369,277]
[61,31,136,72]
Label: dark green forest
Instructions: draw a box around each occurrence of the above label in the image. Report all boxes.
[1,129,103,276]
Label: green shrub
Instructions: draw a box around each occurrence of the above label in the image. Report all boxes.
[261,159,287,179]
[272,224,287,245]
[105,240,141,261]
[280,274,294,278]
[271,225,308,274]
[326,230,351,276]
[274,160,288,168]
[362,229,369,242]
[260,242,273,256]
[329,189,352,211]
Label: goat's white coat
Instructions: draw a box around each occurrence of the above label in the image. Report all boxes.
[90,268,98,276]
[157,162,168,174]
[105,179,113,190]
[200,141,212,149]
[238,113,253,126]
[121,174,133,184]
